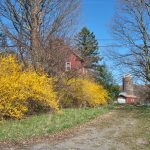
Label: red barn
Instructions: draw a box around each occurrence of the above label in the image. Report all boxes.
[118,92,137,104]
[117,74,137,104]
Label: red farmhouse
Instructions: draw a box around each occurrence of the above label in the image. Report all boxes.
[65,51,87,74]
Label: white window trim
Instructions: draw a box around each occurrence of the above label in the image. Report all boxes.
[65,62,71,71]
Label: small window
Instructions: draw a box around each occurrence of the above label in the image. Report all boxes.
[65,62,71,71]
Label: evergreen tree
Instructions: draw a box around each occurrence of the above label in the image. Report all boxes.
[96,65,120,101]
[75,27,100,69]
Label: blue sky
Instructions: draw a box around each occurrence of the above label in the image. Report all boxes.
[82,0,123,83]
[81,0,147,84]
[82,0,115,40]
[82,0,116,58]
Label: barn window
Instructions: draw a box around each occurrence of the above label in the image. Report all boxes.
[65,62,71,71]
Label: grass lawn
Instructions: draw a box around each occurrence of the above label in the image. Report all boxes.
[110,104,150,147]
[0,107,109,141]
[133,106,150,145]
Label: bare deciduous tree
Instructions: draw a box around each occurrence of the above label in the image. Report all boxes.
[0,0,80,69]
[110,0,150,84]
[144,0,150,16]
[42,37,72,76]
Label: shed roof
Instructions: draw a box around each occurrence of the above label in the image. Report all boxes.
[119,92,137,98]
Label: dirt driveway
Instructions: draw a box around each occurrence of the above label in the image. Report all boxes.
[22,109,150,150]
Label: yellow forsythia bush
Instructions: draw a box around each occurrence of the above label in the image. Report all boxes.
[81,79,108,106]
[59,78,108,108]
[0,55,59,119]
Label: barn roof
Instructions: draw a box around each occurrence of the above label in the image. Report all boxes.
[119,92,137,98]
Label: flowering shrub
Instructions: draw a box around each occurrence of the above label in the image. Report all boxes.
[0,55,59,119]
[59,78,108,108]
[81,79,108,106]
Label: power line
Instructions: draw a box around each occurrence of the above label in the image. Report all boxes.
[0,44,129,48]
[96,39,142,41]
[98,44,128,48]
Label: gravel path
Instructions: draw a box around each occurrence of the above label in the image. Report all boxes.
[23,110,149,150]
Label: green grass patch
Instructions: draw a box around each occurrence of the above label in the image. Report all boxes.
[0,107,108,141]
[133,106,150,146]
[109,104,150,148]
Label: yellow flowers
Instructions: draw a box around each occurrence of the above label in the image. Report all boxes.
[0,55,108,119]
[80,79,108,106]
[59,78,108,108]
[0,55,59,119]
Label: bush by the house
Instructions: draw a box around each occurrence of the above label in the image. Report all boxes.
[0,55,59,119]
[59,78,108,108]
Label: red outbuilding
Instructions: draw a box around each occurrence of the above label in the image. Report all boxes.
[117,92,137,104]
